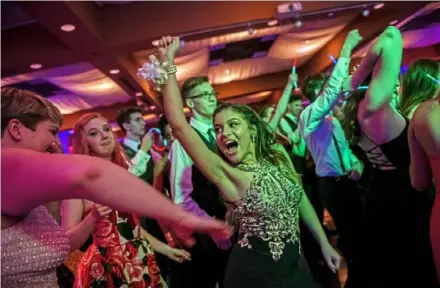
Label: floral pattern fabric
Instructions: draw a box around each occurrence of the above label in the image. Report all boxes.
[74,211,166,288]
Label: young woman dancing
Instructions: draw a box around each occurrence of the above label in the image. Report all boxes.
[1,87,231,288]
[139,36,341,288]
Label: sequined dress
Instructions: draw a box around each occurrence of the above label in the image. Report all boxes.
[1,206,71,288]
[74,210,167,288]
[223,160,320,288]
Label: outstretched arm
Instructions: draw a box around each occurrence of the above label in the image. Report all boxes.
[1,149,230,242]
[299,30,362,137]
[268,73,297,132]
[159,37,245,202]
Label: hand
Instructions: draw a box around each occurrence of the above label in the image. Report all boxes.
[165,247,191,263]
[157,36,181,62]
[91,204,112,221]
[288,72,298,87]
[47,140,64,154]
[343,29,363,51]
[141,133,153,152]
[321,243,342,273]
[171,213,233,248]
[213,237,232,250]
[347,161,363,181]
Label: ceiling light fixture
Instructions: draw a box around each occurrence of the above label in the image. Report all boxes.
[267,19,278,27]
[135,92,143,97]
[225,70,230,74]
[328,12,334,17]
[374,3,385,9]
[150,105,156,110]
[295,19,302,27]
[109,69,120,75]
[30,63,42,69]
[362,8,370,17]
[60,24,76,32]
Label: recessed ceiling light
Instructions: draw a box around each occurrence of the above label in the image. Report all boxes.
[305,40,310,44]
[135,92,143,97]
[295,20,302,27]
[267,19,278,27]
[60,24,76,32]
[328,12,334,17]
[109,69,120,75]
[390,20,399,25]
[225,70,230,74]
[362,9,370,17]
[30,63,42,69]
[374,3,385,9]
[150,105,156,110]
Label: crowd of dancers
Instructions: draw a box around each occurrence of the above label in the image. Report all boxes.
[1,26,439,288]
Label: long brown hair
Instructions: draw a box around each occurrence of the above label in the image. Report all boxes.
[400,59,440,117]
[214,103,299,181]
[72,113,129,169]
[341,89,367,145]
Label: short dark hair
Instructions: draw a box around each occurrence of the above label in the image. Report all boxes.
[302,73,329,102]
[181,76,210,99]
[158,114,169,135]
[116,106,142,133]
[1,87,62,136]
[289,92,303,103]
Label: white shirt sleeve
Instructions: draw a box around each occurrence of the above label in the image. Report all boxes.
[299,57,350,137]
[128,150,151,176]
[169,140,210,218]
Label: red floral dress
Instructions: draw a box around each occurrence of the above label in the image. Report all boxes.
[74,211,166,288]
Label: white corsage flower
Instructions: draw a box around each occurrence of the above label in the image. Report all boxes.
[137,55,170,92]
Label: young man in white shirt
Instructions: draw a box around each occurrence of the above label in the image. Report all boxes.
[169,76,230,288]
[298,30,369,288]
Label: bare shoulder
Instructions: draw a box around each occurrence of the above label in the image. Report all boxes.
[412,99,440,154]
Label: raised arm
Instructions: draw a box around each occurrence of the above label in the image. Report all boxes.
[159,37,243,202]
[351,26,402,113]
[268,73,297,132]
[300,30,362,136]
[1,149,231,242]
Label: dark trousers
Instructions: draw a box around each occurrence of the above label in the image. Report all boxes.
[170,234,230,288]
[300,168,341,288]
[318,176,370,288]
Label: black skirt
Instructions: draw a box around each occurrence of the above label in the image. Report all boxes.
[224,237,321,288]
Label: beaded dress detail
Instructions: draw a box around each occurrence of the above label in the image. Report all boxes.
[1,205,71,288]
[234,160,303,261]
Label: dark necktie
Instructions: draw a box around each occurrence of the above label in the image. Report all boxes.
[207,128,217,149]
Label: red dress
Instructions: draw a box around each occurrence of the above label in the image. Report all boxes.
[74,211,166,288]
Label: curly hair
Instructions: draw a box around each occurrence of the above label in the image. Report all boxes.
[400,59,440,117]
[72,113,129,170]
[213,103,299,181]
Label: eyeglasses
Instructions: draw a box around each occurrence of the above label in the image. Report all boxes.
[187,91,218,100]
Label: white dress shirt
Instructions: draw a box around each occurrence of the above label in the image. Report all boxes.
[298,57,359,177]
[169,117,215,217]
[122,138,152,177]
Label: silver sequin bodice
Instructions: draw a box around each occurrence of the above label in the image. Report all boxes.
[234,161,303,261]
[1,206,70,287]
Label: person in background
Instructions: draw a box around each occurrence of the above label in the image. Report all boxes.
[63,113,191,287]
[116,107,173,279]
[400,58,440,118]
[167,75,231,288]
[1,87,231,288]
[298,30,369,288]
[342,26,438,287]
[409,96,440,283]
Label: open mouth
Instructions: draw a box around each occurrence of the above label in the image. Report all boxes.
[224,140,238,154]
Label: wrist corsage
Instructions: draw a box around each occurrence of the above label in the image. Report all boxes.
[137,55,177,92]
